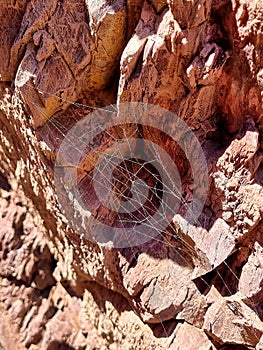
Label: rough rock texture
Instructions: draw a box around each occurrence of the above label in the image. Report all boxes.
[0,0,263,349]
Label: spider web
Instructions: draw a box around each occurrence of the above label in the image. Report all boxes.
[18,86,263,345]
[49,100,205,248]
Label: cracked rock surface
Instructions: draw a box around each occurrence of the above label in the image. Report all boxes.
[0,0,263,349]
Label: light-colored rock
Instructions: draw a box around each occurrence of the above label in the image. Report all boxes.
[239,242,263,302]
[169,322,216,350]
[204,293,263,346]
[177,217,236,273]
[212,118,262,238]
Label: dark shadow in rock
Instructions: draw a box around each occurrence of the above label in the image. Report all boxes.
[255,164,263,187]
[218,345,251,350]
[255,302,263,322]
[46,341,76,350]
[0,172,11,191]
[193,248,250,296]
[76,280,132,316]
[149,319,179,338]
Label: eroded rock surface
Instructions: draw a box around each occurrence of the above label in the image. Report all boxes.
[0,0,263,349]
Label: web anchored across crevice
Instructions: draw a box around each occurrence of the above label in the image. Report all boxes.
[17,88,263,347]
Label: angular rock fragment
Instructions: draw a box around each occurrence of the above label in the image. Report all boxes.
[122,237,207,324]
[204,290,263,347]
[169,322,216,350]
[239,242,263,303]
[212,118,262,239]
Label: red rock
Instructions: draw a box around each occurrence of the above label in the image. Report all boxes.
[0,0,263,349]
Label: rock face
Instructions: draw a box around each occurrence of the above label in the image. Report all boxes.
[0,0,263,349]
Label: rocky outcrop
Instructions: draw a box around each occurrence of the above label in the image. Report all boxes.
[0,0,263,349]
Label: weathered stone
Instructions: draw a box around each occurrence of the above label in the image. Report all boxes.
[122,238,198,323]
[0,0,263,349]
[0,0,28,81]
[239,242,263,303]
[0,303,26,350]
[168,0,212,29]
[212,118,262,239]
[85,0,127,89]
[256,335,263,350]
[169,322,216,350]
[204,292,263,347]
[177,217,236,274]
[150,0,167,13]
